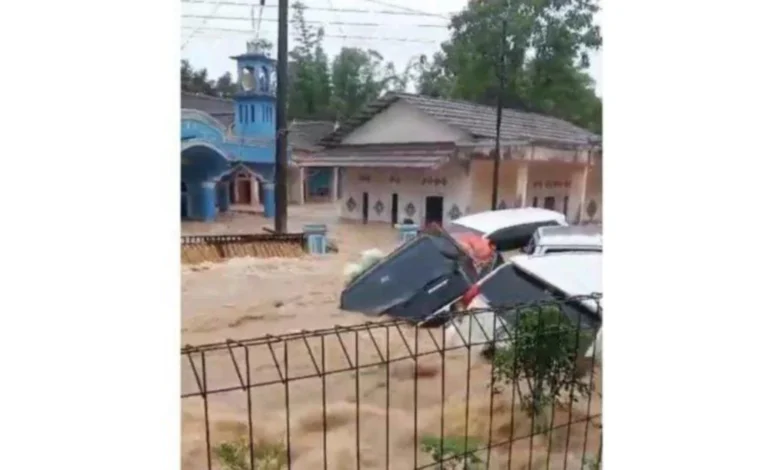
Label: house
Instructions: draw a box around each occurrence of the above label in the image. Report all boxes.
[295,93,602,227]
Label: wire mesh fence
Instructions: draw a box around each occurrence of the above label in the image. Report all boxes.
[181,295,602,470]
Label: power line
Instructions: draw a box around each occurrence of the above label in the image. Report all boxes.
[360,0,449,19]
[182,25,439,43]
[182,13,448,29]
[182,0,228,49]
[180,0,454,18]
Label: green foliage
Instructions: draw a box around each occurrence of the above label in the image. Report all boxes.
[181,60,242,99]
[491,305,593,420]
[413,0,603,133]
[214,438,286,470]
[420,435,483,470]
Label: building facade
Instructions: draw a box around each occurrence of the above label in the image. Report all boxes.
[180,39,279,222]
[297,93,602,226]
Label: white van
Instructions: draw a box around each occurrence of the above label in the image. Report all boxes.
[448,208,568,253]
[444,252,602,361]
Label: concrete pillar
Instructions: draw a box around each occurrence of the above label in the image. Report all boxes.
[263,182,276,218]
[515,162,529,208]
[217,182,230,212]
[250,178,260,206]
[572,165,590,224]
[200,181,217,222]
[299,168,306,204]
[331,167,339,202]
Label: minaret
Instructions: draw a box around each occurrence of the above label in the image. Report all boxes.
[230,38,277,139]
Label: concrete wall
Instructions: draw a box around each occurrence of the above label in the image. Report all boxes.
[468,157,601,223]
[339,162,471,226]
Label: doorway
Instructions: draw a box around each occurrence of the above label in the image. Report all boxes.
[362,192,369,224]
[229,180,236,204]
[181,182,188,219]
[237,179,252,205]
[543,196,556,210]
[391,193,399,225]
[424,196,444,226]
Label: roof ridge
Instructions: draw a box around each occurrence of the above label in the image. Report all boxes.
[181,91,234,104]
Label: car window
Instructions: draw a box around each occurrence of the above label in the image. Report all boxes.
[487,221,562,252]
[478,264,601,330]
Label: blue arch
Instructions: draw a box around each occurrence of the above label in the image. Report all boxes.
[181,140,233,182]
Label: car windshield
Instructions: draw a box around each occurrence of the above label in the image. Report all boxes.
[488,220,563,252]
[478,264,601,330]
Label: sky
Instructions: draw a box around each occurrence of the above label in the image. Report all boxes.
[181,0,602,96]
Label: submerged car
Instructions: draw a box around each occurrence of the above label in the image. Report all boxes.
[443,251,602,358]
[339,208,572,324]
[339,226,500,323]
[448,208,568,253]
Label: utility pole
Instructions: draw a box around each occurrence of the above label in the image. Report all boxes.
[490,9,508,211]
[274,0,289,232]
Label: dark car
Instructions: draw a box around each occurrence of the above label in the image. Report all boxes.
[339,227,498,323]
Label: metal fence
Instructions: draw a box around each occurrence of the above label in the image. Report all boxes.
[181,296,602,470]
[180,233,307,264]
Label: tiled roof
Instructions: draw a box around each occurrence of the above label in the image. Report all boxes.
[297,143,455,168]
[181,91,335,151]
[320,92,599,147]
[289,120,337,151]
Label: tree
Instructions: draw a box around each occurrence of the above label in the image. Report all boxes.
[215,72,238,98]
[413,0,603,133]
[288,1,333,119]
[491,304,594,429]
[331,47,400,120]
[181,59,218,96]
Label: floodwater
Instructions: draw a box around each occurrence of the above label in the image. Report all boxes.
[181,204,602,470]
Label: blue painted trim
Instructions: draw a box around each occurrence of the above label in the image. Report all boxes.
[181,140,234,162]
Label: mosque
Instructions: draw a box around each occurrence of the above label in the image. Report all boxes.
[181,39,337,221]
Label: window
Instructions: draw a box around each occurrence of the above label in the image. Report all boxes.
[251,105,255,123]
[239,105,244,123]
[487,221,562,252]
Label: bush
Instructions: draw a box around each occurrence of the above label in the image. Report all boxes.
[420,435,483,470]
[491,304,594,424]
[214,438,286,470]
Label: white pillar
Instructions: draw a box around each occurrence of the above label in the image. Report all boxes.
[299,167,306,204]
[573,165,589,224]
[331,167,340,202]
[250,177,260,206]
[515,162,529,207]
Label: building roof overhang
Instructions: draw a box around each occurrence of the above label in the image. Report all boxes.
[296,142,457,169]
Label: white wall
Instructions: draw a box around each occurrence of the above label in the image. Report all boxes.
[339,162,471,226]
[341,101,470,145]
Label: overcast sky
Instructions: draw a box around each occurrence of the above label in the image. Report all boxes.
[181,0,602,96]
